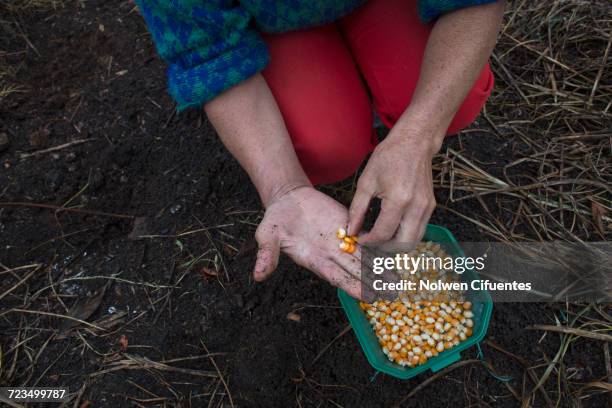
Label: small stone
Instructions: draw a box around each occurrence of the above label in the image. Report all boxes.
[287,312,301,322]
[60,282,81,295]
[169,203,182,214]
[29,128,50,148]
[0,133,9,152]
[120,175,128,183]
[107,306,117,314]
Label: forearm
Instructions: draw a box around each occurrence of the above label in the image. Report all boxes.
[395,1,505,152]
[204,74,311,207]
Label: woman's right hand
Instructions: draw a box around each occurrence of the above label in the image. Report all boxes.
[253,186,363,299]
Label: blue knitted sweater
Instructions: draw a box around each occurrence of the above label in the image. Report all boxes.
[136,0,497,111]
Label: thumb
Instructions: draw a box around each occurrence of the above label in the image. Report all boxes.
[253,229,280,281]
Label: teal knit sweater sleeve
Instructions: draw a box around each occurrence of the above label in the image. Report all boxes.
[418,0,500,22]
[135,0,269,111]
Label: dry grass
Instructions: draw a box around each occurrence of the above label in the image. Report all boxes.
[0,59,22,102]
[0,1,65,104]
[431,0,611,242]
[424,2,611,405]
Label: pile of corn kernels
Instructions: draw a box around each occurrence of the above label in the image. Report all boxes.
[336,228,474,367]
[359,299,474,367]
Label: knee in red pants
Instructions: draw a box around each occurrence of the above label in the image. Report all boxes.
[262,25,375,185]
[445,65,495,135]
[340,0,495,135]
[293,118,375,185]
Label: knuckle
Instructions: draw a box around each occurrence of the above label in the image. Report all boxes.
[349,205,361,217]
[255,226,274,245]
[381,230,395,241]
[428,198,437,211]
[370,229,394,243]
[254,227,266,243]
[391,190,412,205]
[357,176,376,194]
[414,196,431,210]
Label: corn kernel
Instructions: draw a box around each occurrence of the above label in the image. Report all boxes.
[343,236,356,245]
[359,240,475,368]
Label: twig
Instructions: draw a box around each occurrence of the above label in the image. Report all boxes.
[310,325,352,368]
[588,32,612,105]
[201,342,234,408]
[527,325,612,342]
[604,343,612,407]
[0,264,42,302]
[18,138,93,159]
[0,202,135,219]
[90,354,218,378]
[3,309,105,331]
[394,359,481,407]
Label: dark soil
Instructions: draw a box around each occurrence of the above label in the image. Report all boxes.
[0,1,608,407]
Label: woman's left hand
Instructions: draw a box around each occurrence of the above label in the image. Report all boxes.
[347,125,441,247]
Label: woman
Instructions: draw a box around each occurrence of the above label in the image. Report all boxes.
[136,0,505,298]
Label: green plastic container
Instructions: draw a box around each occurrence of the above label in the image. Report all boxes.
[337,224,493,379]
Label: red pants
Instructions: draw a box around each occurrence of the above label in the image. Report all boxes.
[261,0,494,185]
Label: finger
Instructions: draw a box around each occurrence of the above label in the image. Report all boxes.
[414,216,429,243]
[395,202,434,244]
[395,222,420,248]
[359,199,404,245]
[253,232,280,282]
[315,258,362,300]
[348,187,373,236]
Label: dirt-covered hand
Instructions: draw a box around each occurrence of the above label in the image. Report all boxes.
[253,186,362,298]
[347,130,438,247]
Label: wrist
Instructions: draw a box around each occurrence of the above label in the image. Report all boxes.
[260,178,312,208]
[390,102,453,156]
[389,115,446,157]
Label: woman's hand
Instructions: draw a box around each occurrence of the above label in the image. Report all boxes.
[345,1,505,247]
[253,186,362,299]
[347,126,440,247]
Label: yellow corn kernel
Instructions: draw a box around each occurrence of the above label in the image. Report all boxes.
[336,227,347,239]
[359,241,476,368]
[343,236,356,245]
